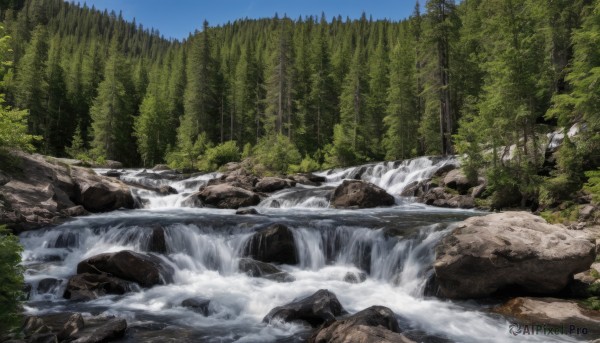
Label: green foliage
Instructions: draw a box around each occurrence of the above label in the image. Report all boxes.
[166,132,211,171]
[540,174,579,207]
[241,142,253,159]
[582,296,600,311]
[323,124,358,168]
[540,203,579,224]
[289,155,321,173]
[0,95,39,152]
[0,225,24,333]
[584,169,600,205]
[253,134,301,174]
[200,141,240,171]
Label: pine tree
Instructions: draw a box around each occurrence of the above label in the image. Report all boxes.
[89,39,136,164]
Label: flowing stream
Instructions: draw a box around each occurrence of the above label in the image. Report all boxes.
[19,157,574,342]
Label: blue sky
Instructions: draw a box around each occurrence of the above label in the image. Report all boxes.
[73,0,418,40]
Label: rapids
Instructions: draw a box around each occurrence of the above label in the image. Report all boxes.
[19,157,575,342]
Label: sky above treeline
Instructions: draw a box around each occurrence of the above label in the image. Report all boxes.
[73,0,418,40]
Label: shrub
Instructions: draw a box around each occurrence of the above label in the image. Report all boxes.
[200,140,240,171]
[253,134,301,174]
[539,174,579,207]
[584,169,600,205]
[0,225,24,333]
[289,155,321,173]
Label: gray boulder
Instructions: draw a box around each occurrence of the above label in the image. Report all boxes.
[197,184,260,209]
[331,180,395,209]
[63,273,134,301]
[254,177,296,193]
[238,258,295,282]
[263,289,345,327]
[434,212,596,299]
[77,250,173,287]
[243,224,298,265]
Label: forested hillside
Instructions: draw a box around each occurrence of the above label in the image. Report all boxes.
[1,0,600,210]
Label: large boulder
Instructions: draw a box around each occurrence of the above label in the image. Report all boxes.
[443,169,475,195]
[434,212,596,299]
[238,258,295,282]
[254,177,296,193]
[63,273,134,301]
[197,184,260,209]
[71,167,135,212]
[72,318,127,343]
[287,173,326,186]
[493,297,600,328]
[243,224,298,265]
[420,187,475,209]
[77,250,173,287]
[263,289,346,327]
[181,297,211,316]
[309,306,414,343]
[331,180,395,209]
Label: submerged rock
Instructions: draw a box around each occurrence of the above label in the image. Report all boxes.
[197,184,260,209]
[63,273,134,301]
[77,250,173,287]
[343,271,367,284]
[238,258,295,282]
[235,208,259,215]
[243,223,298,265]
[147,225,167,254]
[263,289,346,327]
[181,297,211,316]
[434,212,596,299]
[37,278,63,294]
[331,180,395,209]
[309,306,413,343]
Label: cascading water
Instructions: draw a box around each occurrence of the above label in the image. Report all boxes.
[19,157,576,342]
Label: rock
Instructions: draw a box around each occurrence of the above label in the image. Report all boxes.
[72,318,127,343]
[580,205,597,222]
[433,163,458,177]
[243,224,298,265]
[77,250,173,287]
[288,173,326,186]
[442,169,474,195]
[434,212,596,299]
[197,184,260,209]
[157,185,177,196]
[263,289,345,327]
[181,297,210,316]
[63,273,134,301]
[343,271,367,284]
[0,170,10,186]
[493,297,600,327]
[102,170,122,178]
[23,283,32,300]
[57,313,84,341]
[23,316,52,336]
[331,180,395,209]
[63,205,88,217]
[181,192,203,208]
[238,258,295,282]
[54,231,78,248]
[37,278,63,294]
[309,306,413,343]
[420,187,475,209]
[235,208,259,215]
[254,177,296,193]
[211,169,259,191]
[152,164,171,171]
[147,225,167,254]
[26,333,57,343]
[471,183,487,199]
[71,167,135,212]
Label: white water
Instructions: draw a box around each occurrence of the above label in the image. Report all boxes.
[19,157,579,342]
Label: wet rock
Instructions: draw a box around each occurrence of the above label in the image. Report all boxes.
[71,167,135,212]
[493,297,600,328]
[72,318,127,343]
[54,232,78,248]
[420,187,475,209]
[181,297,210,316]
[243,224,298,265]
[26,333,57,343]
[147,225,167,254]
[263,289,345,327]
[434,212,596,299]
[37,278,63,294]
[57,313,84,341]
[197,184,260,209]
[157,185,177,196]
[62,205,88,217]
[235,208,259,215]
[331,180,395,209]
[433,163,458,177]
[443,169,474,195]
[238,258,295,282]
[102,170,122,178]
[287,173,326,186]
[23,283,32,300]
[63,273,134,301]
[181,192,203,208]
[343,271,367,284]
[77,250,173,287]
[254,177,296,193]
[23,316,52,336]
[152,164,171,171]
[0,170,11,186]
[309,306,413,343]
